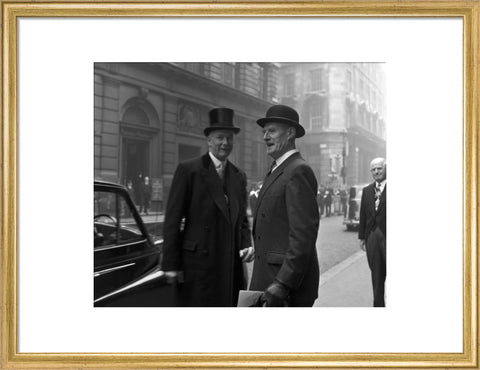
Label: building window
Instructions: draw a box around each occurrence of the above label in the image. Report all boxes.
[310,100,326,130]
[223,63,235,87]
[284,73,295,96]
[259,64,268,100]
[359,79,365,100]
[359,108,365,127]
[346,104,353,128]
[309,69,323,92]
[204,63,223,82]
[185,63,197,73]
[177,63,203,75]
[346,70,353,92]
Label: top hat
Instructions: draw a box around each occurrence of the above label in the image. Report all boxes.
[256,105,305,138]
[204,108,241,136]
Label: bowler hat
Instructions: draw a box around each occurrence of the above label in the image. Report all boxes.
[256,105,305,138]
[204,108,240,136]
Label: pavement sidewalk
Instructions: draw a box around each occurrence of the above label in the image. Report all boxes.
[314,251,373,307]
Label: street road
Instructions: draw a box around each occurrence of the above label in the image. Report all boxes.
[317,214,360,274]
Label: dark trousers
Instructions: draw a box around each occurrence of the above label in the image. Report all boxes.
[366,227,386,307]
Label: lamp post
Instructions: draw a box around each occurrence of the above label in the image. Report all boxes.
[341,129,348,185]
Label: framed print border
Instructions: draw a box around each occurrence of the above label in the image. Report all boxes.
[2,1,478,368]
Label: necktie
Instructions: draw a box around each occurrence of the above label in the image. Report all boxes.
[216,162,229,204]
[267,161,277,176]
[216,162,225,180]
[375,183,382,210]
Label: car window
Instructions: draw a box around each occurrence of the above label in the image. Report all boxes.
[94,189,143,248]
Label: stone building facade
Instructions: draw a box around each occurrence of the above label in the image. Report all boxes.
[278,63,386,188]
[94,62,279,212]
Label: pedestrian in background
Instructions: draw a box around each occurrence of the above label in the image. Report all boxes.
[126,179,135,199]
[358,157,387,307]
[317,187,325,217]
[140,176,152,215]
[340,188,348,218]
[324,190,332,217]
[134,173,143,208]
[124,179,135,216]
[161,107,254,307]
[249,104,320,307]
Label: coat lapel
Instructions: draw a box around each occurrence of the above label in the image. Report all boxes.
[368,182,386,215]
[367,184,376,214]
[224,163,240,227]
[376,184,386,214]
[254,152,301,221]
[201,154,231,223]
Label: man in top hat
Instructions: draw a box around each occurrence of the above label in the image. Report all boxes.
[162,108,254,307]
[249,105,320,307]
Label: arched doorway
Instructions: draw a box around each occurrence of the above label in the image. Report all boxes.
[120,98,160,205]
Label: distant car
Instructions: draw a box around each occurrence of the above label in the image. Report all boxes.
[94,180,171,306]
[343,183,369,231]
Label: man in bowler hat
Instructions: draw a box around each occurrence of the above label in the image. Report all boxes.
[249,105,320,307]
[162,108,254,307]
[359,157,387,307]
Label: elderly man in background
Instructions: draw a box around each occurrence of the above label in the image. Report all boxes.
[359,157,387,307]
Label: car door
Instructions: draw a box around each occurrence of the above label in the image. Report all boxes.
[94,185,160,302]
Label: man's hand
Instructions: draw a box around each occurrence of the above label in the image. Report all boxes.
[239,246,255,262]
[164,270,184,284]
[261,282,289,307]
[359,239,366,252]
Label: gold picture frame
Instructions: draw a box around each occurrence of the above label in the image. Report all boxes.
[2,1,478,368]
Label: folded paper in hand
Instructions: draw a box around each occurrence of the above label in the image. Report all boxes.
[237,290,263,307]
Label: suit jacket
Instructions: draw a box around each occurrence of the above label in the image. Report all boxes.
[161,153,251,306]
[358,182,387,241]
[249,152,320,305]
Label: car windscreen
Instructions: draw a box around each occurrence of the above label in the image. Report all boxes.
[94,189,143,248]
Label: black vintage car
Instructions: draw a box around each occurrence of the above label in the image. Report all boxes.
[94,180,172,306]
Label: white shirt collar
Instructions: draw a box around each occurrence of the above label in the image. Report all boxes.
[209,152,226,168]
[271,149,298,172]
[376,179,386,191]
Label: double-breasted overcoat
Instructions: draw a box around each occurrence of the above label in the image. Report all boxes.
[162,153,251,306]
[249,152,320,306]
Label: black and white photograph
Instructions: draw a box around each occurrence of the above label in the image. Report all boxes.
[93,62,386,308]
[6,4,474,366]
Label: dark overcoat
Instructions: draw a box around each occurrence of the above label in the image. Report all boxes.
[249,153,320,306]
[358,183,387,242]
[162,153,251,307]
[358,182,387,307]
